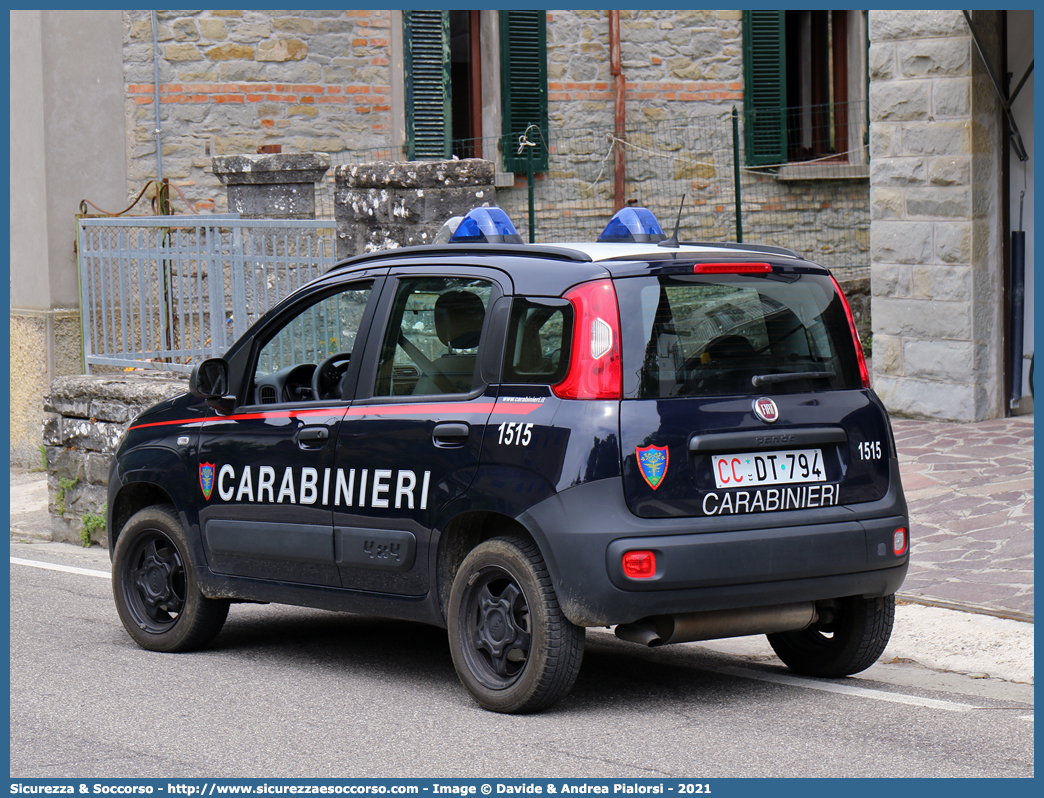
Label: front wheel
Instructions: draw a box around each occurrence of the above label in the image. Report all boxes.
[447,536,585,713]
[767,594,895,677]
[112,504,229,652]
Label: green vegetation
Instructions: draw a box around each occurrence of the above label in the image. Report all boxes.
[82,509,106,548]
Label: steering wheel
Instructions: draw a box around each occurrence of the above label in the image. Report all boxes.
[312,352,352,400]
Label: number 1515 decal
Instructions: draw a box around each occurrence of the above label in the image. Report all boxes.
[497,422,533,446]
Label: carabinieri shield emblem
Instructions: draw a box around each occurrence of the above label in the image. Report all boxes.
[636,445,669,490]
[199,462,216,500]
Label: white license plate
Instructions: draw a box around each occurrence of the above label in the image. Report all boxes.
[711,449,825,489]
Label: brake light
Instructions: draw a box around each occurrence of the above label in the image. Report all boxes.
[830,274,871,388]
[693,262,772,274]
[553,279,623,400]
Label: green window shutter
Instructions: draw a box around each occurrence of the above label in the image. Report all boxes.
[405,10,451,160]
[742,10,787,166]
[500,10,548,172]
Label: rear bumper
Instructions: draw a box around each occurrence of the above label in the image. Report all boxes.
[518,463,909,627]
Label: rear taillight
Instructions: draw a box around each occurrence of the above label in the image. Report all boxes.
[553,279,623,400]
[693,262,772,274]
[830,274,871,389]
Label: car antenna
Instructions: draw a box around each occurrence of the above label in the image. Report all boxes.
[658,194,686,248]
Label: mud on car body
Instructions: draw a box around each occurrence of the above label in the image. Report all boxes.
[108,206,909,713]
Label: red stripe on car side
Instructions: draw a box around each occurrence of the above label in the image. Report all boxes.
[128,400,541,430]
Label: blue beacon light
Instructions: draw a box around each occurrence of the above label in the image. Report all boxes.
[448,207,525,244]
[597,207,667,243]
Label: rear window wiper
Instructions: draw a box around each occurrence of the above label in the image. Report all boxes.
[751,371,836,387]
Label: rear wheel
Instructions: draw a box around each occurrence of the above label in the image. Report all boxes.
[447,536,585,713]
[112,504,229,652]
[767,594,894,677]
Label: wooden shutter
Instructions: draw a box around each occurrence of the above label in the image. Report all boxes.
[742,10,787,166]
[405,10,451,160]
[500,10,548,172]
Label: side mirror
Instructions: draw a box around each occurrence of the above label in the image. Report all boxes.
[189,358,235,412]
[190,358,229,397]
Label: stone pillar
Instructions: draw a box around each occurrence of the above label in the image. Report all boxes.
[868,10,1005,421]
[334,159,496,259]
[212,152,331,219]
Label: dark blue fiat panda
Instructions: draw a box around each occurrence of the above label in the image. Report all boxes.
[108,206,909,713]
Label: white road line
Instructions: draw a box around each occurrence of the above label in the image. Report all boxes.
[716,664,982,712]
[11,557,110,580]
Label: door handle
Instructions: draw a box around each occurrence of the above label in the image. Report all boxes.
[433,422,470,447]
[298,427,329,443]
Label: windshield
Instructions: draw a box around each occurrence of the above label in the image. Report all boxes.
[618,273,862,398]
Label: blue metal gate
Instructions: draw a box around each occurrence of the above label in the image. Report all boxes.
[77,216,337,373]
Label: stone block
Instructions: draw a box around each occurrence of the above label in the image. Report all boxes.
[903,339,974,382]
[873,297,972,340]
[90,399,134,424]
[42,415,62,447]
[869,123,895,157]
[85,453,112,486]
[874,374,979,422]
[870,81,930,121]
[165,43,203,62]
[898,38,970,78]
[171,18,200,42]
[273,17,318,36]
[869,10,965,42]
[871,263,910,297]
[258,38,307,62]
[422,186,496,224]
[207,43,255,61]
[199,18,227,40]
[871,221,933,264]
[900,121,969,156]
[228,21,272,43]
[872,334,903,375]
[870,158,924,185]
[869,42,895,80]
[870,188,904,220]
[905,187,972,219]
[927,156,970,186]
[933,78,971,118]
[335,159,494,190]
[935,223,971,264]
[337,188,391,223]
[913,264,972,301]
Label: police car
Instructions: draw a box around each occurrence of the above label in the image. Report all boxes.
[107,205,909,713]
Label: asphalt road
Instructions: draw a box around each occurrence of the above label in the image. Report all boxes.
[10,541,1034,779]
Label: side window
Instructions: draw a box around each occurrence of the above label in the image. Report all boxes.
[374,277,492,397]
[252,282,372,404]
[503,298,572,384]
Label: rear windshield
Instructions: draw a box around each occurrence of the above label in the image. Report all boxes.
[618,273,862,398]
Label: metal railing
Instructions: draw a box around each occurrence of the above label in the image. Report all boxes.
[77,216,336,373]
[320,102,870,279]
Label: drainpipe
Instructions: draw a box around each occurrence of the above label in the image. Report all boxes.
[609,10,625,211]
[152,11,165,212]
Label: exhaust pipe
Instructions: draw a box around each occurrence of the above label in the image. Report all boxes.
[614,602,817,647]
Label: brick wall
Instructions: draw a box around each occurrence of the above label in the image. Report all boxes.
[123,10,391,213]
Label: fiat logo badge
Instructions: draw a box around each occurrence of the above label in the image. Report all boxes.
[753,397,779,423]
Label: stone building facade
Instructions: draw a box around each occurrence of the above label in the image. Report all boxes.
[867,10,1032,421]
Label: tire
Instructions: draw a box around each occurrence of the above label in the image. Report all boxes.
[112,504,229,653]
[767,594,895,678]
[447,535,585,713]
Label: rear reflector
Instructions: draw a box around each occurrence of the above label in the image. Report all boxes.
[622,550,657,579]
[693,262,772,274]
[893,528,908,556]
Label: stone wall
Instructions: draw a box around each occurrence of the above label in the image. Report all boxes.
[43,374,188,546]
[868,10,1004,420]
[123,9,392,212]
[334,159,496,258]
